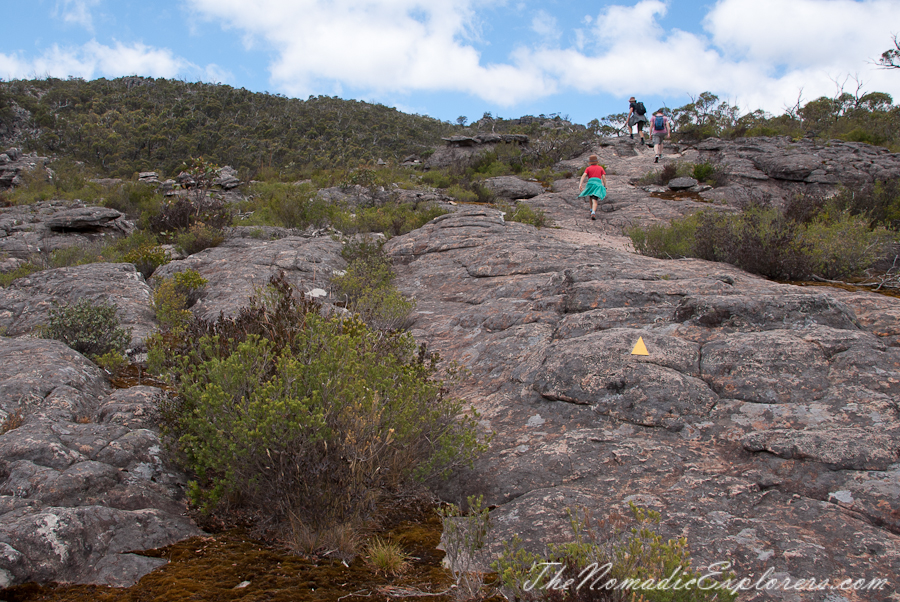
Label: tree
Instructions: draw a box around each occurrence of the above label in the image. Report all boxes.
[878,35,900,69]
[456,115,468,126]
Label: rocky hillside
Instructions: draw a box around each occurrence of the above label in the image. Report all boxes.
[1,136,899,600]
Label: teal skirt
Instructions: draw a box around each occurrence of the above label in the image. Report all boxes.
[578,177,607,200]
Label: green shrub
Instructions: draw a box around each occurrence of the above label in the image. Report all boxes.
[241,181,339,228]
[439,495,492,600]
[332,243,416,331]
[101,231,169,279]
[7,158,104,205]
[627,213,704,259]
[0,262,42,287]
[628,204,895,282]
[123,244,170,279]
[446,185,480,203]
[43,245,102,269]
[502,202,551,228]
[830,177,900,229]
[174,222,226,256]
[421,171,453,189]
[152,269,208,331]
[691,162,716,183]
[101,182,164,221]
[800,211,893,279]
[152,273,483,538]
[94,350,129,376]
[350,203,448,237]
[42,298,132,357]
[492,504,737,602]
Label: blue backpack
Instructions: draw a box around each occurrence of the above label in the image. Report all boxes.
[654,115,665,131]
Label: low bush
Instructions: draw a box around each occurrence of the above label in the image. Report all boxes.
[152,269,208,331]
[626,213,705,260]
[0,262,42,287]
[800,210,894,279]
[332,241,416,331]
[151,273,483,545]
[502,202,551,228]
[41,297,132,358]
[45,245,103,269]
[628,205,894,281]
[830,177,900,229]
[174,222,226,256]
[101,231,170,279]
[100,182,164,222]
[148,196,233,237]
[240,181,340,229]
[492,504,738,602]
[93,350,129,376]
[350,203,448,237]
[6,158,104,205]
[439,495,493,601]
[365,537,410,575]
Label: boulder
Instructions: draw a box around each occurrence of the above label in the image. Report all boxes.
[482,176,544,199]
[667,176,698,189]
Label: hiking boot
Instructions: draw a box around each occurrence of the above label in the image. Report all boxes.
[630,134,634,139]
[654,155,659,163]
[590,212,596,220]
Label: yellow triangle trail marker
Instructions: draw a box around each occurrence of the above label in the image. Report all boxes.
[631,337,649,356]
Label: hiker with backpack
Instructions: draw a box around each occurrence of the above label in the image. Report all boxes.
[627,97,648,144]
[578,154,607,220]
[649,111,671,163]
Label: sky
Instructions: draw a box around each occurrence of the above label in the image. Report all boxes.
[3,0,900,126]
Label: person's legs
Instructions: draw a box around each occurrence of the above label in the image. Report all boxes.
[637,122,645,143]
[590,195,598,217]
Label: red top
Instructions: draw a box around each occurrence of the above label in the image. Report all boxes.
[584,165,606,179]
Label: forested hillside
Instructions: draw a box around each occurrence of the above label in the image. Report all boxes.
[0,77,460,178]
[2,75,899,190]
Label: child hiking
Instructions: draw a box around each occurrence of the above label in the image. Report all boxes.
[649,111,671,163]
[578,154,607,220]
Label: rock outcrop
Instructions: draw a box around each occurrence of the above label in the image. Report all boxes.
[0,201,134,260]
[0,337,202,588]
[1,136,899,599]
[384,205,900,601]
[693,136,900,207]
[0,149,48,191]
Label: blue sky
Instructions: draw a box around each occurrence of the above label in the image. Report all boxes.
[4,0,900,126]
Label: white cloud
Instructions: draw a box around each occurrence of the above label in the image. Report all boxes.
[55,0,101,32]
[188,0,554,105]
[182,0,900,114]
[531,10,560,44]
[0,41,193,81]
[522,0,900,115]
[201,64,235,85]
[704,0,900,68]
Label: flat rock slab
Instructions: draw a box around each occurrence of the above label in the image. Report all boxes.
[386,206,900,601]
